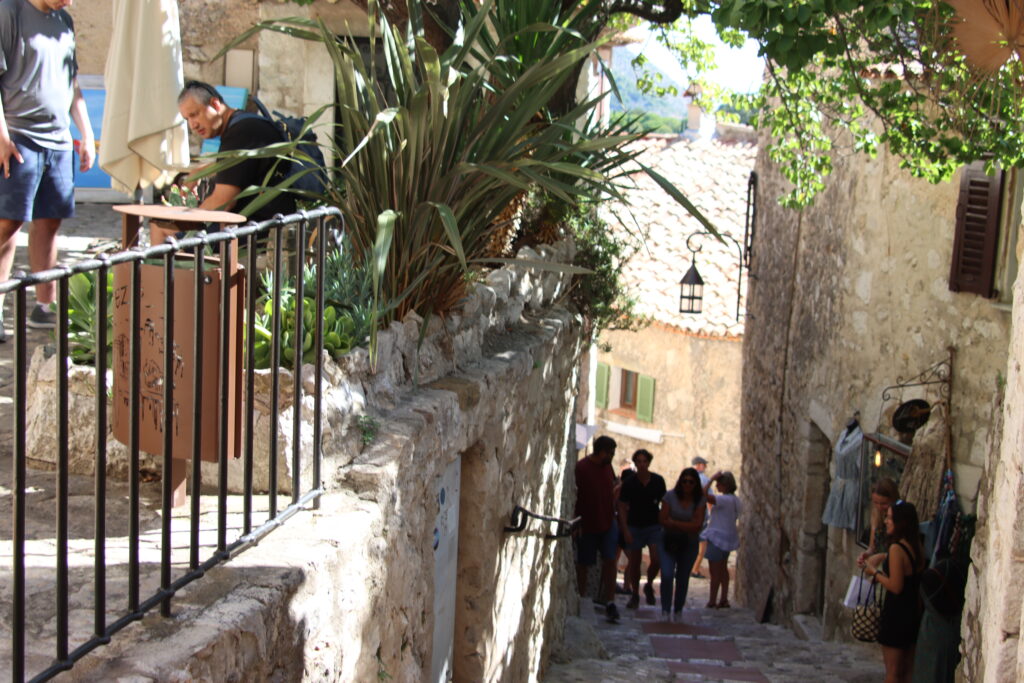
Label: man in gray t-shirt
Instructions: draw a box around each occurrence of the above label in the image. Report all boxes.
[0,0,94,340]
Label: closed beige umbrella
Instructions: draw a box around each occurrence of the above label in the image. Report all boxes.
[99,0,190,195]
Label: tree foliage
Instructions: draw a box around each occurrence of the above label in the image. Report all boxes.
[612,110,684,133]
[645,1,1024,206]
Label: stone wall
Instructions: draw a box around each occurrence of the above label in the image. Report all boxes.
[598,325,743,483]
[741,132,1012,634]
[960,228,1024,680]
[60,242,584,681]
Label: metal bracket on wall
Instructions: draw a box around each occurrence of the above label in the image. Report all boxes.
[876,347,955,468]
[504,505,580,539]
[877,348,954,427]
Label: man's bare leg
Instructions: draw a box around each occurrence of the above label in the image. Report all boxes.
[692,540,707,578]
[28,218,60,306]
[576,563,590,598]
[0,218,24,282]
[0,219,25,339]
[599,556,617,604]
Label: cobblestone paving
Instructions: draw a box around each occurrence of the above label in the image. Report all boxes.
[545,573,885,682]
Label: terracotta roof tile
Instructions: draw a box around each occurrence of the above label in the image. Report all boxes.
[601,135,757,337]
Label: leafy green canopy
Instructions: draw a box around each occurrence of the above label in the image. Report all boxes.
[643,1,1024,206]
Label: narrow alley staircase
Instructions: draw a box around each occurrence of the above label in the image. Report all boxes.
[545,577,885,682]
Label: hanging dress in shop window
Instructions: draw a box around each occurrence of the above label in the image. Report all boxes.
[821,424,863,530]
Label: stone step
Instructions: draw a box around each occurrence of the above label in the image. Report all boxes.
[667,660,769,682]
[641,621,722,637]
[649,635,742,661]
[545,575,884,682]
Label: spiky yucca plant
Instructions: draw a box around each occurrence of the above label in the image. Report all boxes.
[210,0,711,342]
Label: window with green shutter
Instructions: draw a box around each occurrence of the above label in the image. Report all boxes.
[636,374,655,423]
[595,362,610,409]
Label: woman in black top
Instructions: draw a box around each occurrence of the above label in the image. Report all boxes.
[860,501,925,683]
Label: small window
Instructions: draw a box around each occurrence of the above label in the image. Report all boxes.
[620,369,638,410]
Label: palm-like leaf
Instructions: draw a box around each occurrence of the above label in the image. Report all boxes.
[204,0,714,332]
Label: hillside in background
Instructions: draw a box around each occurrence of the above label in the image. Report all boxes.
[608,45,688,121]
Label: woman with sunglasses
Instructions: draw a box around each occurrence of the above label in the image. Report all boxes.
[657,467,706,622]
[859,500,925,683]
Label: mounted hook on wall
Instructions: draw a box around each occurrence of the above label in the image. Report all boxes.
[504,505,580,539]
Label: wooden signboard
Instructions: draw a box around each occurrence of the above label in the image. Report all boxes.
[110,205,247,504]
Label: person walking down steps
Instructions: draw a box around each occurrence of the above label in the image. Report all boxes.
[701,471,741,609]
[575,435,621,623]
[658,467,706,622]
[618,449,666,610]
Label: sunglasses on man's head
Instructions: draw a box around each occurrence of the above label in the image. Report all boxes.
[184,80,221,99]
[682,479,698,485]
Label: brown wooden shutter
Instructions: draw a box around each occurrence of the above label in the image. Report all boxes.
[949,163,1002,297]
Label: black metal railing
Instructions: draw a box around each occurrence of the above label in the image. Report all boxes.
[2,206,341,681]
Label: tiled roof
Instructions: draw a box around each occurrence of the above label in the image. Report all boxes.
[601,133,757,338]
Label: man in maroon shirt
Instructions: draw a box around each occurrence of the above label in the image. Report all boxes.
[575,435,620,622]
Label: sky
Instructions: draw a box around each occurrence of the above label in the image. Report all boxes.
[623,16,765,94]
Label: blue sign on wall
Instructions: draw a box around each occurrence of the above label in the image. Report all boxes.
[69,88,110,189]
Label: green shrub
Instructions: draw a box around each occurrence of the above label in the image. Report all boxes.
[65,271,114,366]
[64,235,374,371]
[564,203,649,344]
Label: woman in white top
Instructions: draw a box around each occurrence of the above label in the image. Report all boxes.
[700,471,741,608]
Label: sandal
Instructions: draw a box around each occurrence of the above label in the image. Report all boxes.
[717,599,730,609]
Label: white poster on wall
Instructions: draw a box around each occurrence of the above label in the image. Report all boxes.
[431,456,461,683]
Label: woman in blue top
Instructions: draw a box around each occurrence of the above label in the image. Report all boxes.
[658,467,705,622]
[700,471,741,609]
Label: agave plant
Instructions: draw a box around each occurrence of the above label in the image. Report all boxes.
[209,0,712,350]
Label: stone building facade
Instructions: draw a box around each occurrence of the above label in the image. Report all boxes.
[742,122,1020,675]
[961,269,1024,682]
[74,1,363,102]
[593,132,755,482]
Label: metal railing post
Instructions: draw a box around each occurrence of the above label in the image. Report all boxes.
[3,208,339,681]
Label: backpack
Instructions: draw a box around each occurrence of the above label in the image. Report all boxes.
[231,97,328,197]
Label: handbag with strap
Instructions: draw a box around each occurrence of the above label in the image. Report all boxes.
[850,568,883,642]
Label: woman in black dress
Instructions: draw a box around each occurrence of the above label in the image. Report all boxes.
[859,501,925,683]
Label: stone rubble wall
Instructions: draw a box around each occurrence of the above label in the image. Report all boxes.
[742,131,1011,637]
[960,246,1024,681]
[51,240,584,681]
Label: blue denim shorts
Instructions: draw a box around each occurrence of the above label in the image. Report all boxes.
[626,523,662,551]
[577,520,618,566]
[705,539,731,563]
[0,136,75,222]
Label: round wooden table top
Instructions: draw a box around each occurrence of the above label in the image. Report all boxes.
[113,204,247,224]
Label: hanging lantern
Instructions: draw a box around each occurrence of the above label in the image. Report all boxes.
[679,262,704,314]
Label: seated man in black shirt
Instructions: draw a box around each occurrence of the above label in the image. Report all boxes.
[176,80,295,222]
